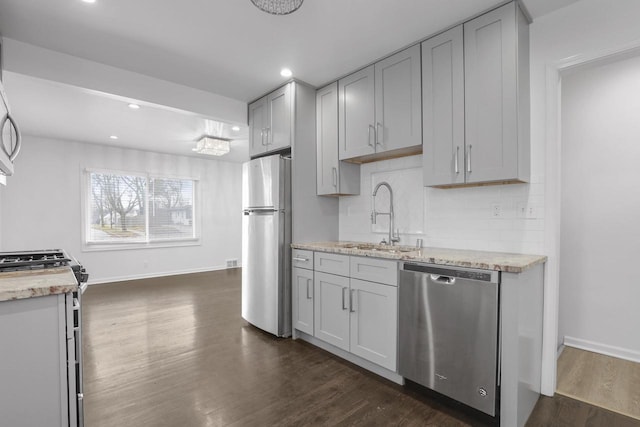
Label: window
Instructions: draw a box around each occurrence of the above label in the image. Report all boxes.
[86,170,196,246]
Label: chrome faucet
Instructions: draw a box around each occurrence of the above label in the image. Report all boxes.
[371,181,400,245]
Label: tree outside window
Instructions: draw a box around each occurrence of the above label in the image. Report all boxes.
[87,171,195,244]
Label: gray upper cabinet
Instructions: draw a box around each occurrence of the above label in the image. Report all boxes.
[374,45,422,154]
[338,66,376,160]
[423,2,530,187]
[316,83,360,196]
[422,25,465,187]
[339,45,422,163]
[249,95,268,158]
[249,83,292,157]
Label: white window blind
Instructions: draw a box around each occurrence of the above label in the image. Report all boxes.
[87,171,195,245]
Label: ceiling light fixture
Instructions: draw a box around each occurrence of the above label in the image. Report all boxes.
[81,0,97,3]
[192,136,231,156]
[232,126,241,132]
[250,0,303,15]
[128,103,140,110]
[280,68,293,78]
[109,135,119,140]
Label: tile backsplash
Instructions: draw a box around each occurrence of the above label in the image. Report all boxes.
[338,155,545,254]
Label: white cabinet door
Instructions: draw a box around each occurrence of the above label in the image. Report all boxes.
[375,44,422,153]
[292,267,314,335]
[464,2,518,183]
[339,65,376,160]
[249,95,268,157]
[314,271,350,351]
[266,83,292,153]
[349,278,397,371]
[422,25,465,186]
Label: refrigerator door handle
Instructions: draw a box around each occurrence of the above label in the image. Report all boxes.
[243,208,278,216]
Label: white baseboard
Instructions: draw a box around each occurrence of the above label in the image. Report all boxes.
[564,336,640,363]
[88,265,240,285]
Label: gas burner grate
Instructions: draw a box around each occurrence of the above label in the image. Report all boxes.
[0,250,71,271]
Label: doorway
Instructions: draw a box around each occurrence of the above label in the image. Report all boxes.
[557,50,640,420]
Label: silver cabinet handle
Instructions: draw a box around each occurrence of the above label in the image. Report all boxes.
[341,287,348,310]
[455,146,460,175]
[332,167,338,187]
[293,257,309,262]
[367,124,375,147]
[376,122,383,146]
[265,127,271,146]
[306,279,312,299]
[1,114,22,161]
[349,289,356,312]
[467,144,472,173]
[260,128,266,146]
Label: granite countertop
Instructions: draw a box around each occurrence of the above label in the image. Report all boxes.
[292,241,547,273]
[0,267,78,302]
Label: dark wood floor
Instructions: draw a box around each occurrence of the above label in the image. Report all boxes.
[83,270,640,427]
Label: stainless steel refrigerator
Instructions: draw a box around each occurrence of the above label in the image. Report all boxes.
[241,154,292,337]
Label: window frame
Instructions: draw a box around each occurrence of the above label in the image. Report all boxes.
[81,167,201,252]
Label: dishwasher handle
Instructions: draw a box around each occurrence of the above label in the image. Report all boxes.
[430,274,456,285]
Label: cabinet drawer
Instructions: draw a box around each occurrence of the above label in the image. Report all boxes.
[292,249,314,270]
[350,256,398,286]
[314,252,350,277]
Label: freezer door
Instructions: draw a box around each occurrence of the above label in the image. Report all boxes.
[242,155,283,210]
[241,209,285,336]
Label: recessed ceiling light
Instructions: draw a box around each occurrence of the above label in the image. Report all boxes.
[280,68,293,78]
[232,126,240,132]
[128,103,140,110]
[110,135,119,140]
[81,0,96,3]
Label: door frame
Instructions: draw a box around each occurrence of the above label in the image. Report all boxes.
[542,40,640,395]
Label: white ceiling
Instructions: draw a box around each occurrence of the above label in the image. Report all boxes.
[3,72,250,161]
[0,0,580,161]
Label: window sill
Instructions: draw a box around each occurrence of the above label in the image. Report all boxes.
[82,238,201,253]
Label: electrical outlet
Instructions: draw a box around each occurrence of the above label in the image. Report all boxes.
[226,259,238,268]
[143,260,149,268]
[491,203,503,218]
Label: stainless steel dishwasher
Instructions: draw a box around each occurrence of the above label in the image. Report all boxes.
[398,262,500,416]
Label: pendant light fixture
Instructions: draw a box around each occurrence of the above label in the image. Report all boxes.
[250,0,304,15]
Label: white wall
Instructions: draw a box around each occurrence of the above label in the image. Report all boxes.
[558,55,640,360]
[0,135,242,283]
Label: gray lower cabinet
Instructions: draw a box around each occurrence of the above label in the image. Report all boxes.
[0,293,74,427]
[349,278,397,371]
[313,270,351,351]
[292,249,314,335]
[422,2,530,187]
[292,267,314,335]
[339,45,422,163]
[316,82,359,196]
[299,252,398,372]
